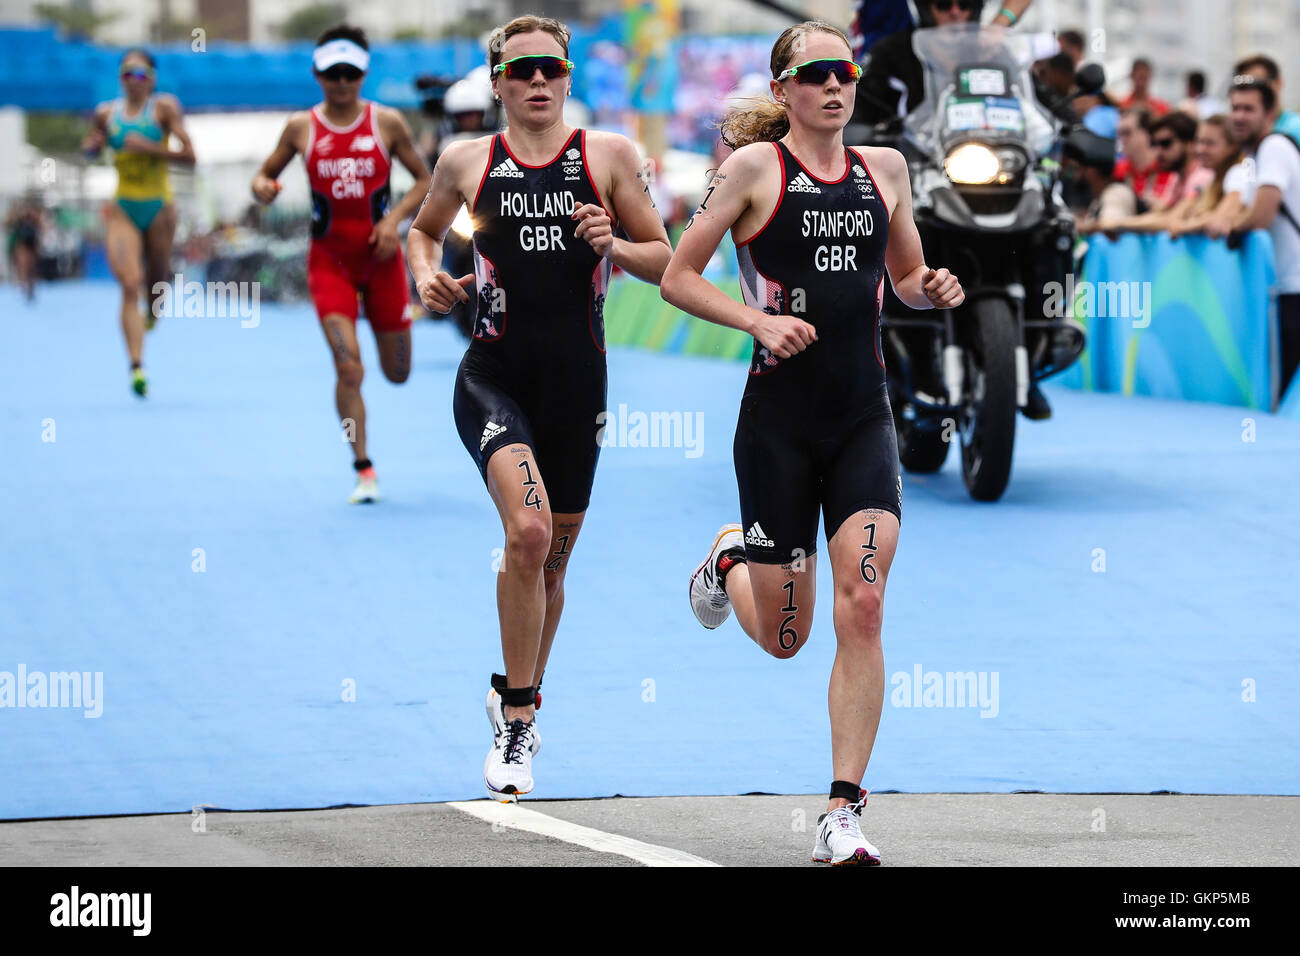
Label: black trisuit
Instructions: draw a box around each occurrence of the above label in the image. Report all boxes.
[733,141,901,564]
[453,129,612,513]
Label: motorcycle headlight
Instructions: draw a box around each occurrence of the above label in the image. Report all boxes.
[944,143,1000,185]
[450,205,474,238]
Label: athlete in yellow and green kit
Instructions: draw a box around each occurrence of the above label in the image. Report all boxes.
[83,49,196,397]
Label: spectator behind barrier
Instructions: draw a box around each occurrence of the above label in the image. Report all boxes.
[1061,128,1136,236]
[1057,29,1085,68]
[1114,108,1173,209]
[1178,70,1227,121]
[1167,116,1245,238]
[1071,63,1119,138]
[1223,76,1300,398]
[1146,111,1199,210]
[1119,57,1170,116]
[1233,55,1300,145]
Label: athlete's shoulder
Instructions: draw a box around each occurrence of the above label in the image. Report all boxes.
[848,144,906,175]
[582,128,640,164]
[371,102,409,130]
[152,92,184,115]
[724,140,781,171]
[438,134,494,173]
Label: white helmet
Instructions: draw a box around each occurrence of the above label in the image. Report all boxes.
[445,72,492,114]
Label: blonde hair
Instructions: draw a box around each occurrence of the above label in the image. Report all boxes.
[1197,114,1240,210]
[487,15,571,69]
[718,20,853,150]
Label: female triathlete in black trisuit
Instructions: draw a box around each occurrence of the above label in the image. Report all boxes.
[662,20,964,866]
[408,15,670,803]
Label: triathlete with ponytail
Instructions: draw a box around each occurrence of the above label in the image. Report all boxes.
[662,20,964,865]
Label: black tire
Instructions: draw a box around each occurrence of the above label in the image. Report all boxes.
[960,297,1017,501]
[896,416,950,472]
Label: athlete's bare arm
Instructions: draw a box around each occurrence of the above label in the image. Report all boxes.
[864,146,964,310]
[372,106,433,260]
[251,113,310,205]
[152,96,197,165]
[576,131,671,284]
[82,103,111,158]
[661,143,818,360]
[408,136,492,313]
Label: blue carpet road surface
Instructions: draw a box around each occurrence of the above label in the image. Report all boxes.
[2,280,1297,819]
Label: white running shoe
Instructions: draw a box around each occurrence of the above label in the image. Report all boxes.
[689,523,744,629]
[484,717,541,803]
[485,679,542,737]
[349,467,380,504]
[813,792,881,866]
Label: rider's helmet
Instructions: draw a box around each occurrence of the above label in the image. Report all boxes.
[916,0,986,28]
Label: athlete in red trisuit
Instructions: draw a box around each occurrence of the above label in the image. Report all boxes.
[252,24,431,503]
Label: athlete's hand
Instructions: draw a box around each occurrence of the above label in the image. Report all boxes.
[369,218,400,260]
[82,128,106,156]
[120,131,155,154]
[751,311,817,360]
[250,174,282,205]
[572,202,615,258]
[419,272,473,314]
[922,267,964,309]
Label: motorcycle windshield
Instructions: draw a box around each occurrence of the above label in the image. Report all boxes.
[904,23,1056,159]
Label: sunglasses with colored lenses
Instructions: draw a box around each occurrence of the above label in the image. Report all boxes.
[492,55,574,81]
[120,68,153,81]
[776,58,862,85]
[931,0,981,10]
[1152,137,1177,148]
[321,65,364,82]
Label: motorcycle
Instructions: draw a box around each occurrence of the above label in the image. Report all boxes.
[874,24,1085,501]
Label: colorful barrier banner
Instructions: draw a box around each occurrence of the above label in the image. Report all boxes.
[1056,232,1277,410]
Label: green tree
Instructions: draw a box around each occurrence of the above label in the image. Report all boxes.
[33,3,119,41]
[278,3,347,42]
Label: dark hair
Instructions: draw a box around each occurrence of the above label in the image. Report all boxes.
[1234,55,1279,82]
[1150,111,1197,143]
[1187,70,1206,95]
[1046,52,1074,75]
[1231,76,1277,113]
[1131,58,1152,73]
[119,48,156,69]
[1063,128,1116,176]
[315,24,369,50]
[1058,29,1085,51]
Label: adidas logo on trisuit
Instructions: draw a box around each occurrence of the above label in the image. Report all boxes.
[787,171,822,193]
[490,157,525,179]
[480,420,507,450]
[745,522,774,548]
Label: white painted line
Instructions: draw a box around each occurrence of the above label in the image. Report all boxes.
[448,801,721,867]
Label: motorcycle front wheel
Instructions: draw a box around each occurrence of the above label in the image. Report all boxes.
[960,297,1017,502]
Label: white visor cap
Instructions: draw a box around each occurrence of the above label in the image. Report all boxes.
[313,39,370,73]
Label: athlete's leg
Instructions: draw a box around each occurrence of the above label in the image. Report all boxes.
[485,442,554,723]
[533,511,585,686]
[723,556,817,660]
[364,253,413,384]
[103,203,145,366]
[824,508,899,810]
[372,330,411,384]
[142,202,177,325]
[321,315,368,464]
